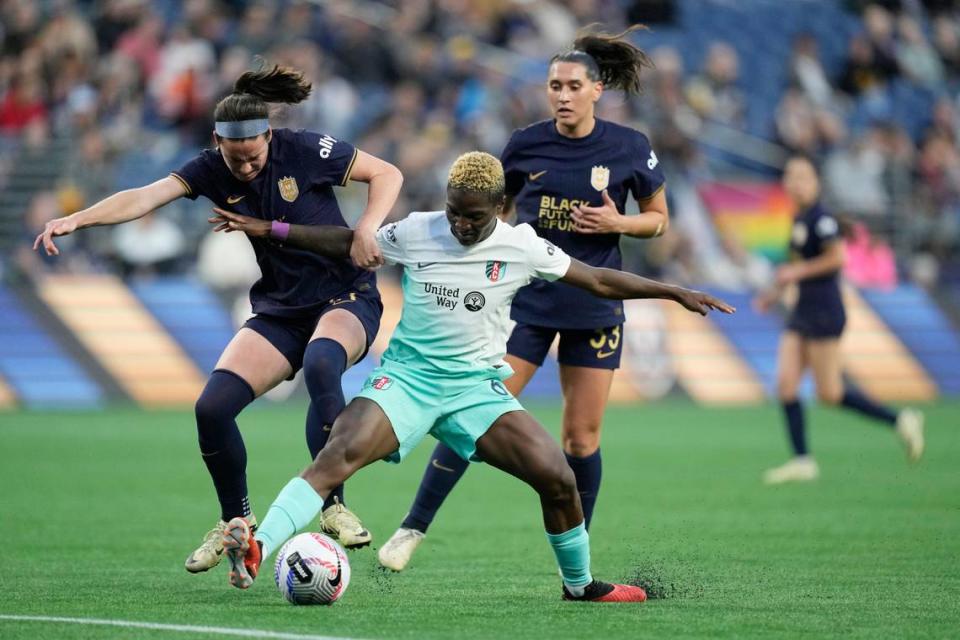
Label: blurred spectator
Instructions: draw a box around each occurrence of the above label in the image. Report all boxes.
[685,42,746,128]
[775,88,845,156]
[838,33,897,96]
[111,212,187,278]
[149,25,216,128]
[0,74,47,133]
[823,128,890,216]
[895,14,944,88]
[932,15,960,76]
[912,132,960,257]
[789,34,838,109]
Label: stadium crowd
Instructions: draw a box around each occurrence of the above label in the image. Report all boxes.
[0,0,958,297]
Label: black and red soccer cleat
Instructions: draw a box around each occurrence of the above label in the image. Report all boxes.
[563,580,647,603]
[223,517,262,590]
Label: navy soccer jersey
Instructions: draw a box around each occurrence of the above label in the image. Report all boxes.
[501,118,665,329]
[787,202,845,337]
[171,128,374,318]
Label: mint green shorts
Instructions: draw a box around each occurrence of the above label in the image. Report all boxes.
[356,361,524,463]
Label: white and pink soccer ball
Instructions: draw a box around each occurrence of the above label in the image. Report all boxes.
[275,532,350,605]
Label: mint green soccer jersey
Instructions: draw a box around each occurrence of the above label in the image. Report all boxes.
[374,211,572,377]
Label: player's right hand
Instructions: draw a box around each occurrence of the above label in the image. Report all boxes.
[675,288,736,316]
[33,216,78,256]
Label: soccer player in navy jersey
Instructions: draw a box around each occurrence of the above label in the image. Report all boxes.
[755,156,924,484]
[378,26,671,571]
[33,65,403,567]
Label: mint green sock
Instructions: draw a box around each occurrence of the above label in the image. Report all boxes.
[546,522,592,588]
[254,477,325,558]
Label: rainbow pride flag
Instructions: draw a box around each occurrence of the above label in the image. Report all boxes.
[698,182,794,262]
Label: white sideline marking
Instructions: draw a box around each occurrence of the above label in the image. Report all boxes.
[0,614,362,640]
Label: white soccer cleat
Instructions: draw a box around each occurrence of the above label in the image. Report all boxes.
[185,515,257,573]
[320,498,372,549]
[896,408,925,463]
[763,456,819,485]
[185,520,228,573]
[378,527,426,572]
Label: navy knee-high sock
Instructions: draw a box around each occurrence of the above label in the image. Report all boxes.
[402,442,469,533]
[303,338,348,510]
[565,449,602,530]
[195,369,255,522]
[782,400,808,456]
[841,388,897,426]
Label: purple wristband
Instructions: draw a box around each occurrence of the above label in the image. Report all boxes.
[270,220,290,241]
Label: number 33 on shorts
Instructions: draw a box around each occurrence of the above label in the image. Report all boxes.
[589,326,621,360]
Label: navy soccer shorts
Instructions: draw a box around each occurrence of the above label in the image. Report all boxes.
[243,288,383,377]
[506,322,623,370]
[786,307,846,339]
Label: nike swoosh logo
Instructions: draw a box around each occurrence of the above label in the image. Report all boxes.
[226,195,245,204]
[528,170,547,181]
[322,424,332,432]
[431,458,457,473]
[327,555,343,587]
[417,262,437,269]
[596,350,616,359]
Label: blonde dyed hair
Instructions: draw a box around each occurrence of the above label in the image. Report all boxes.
[447,151,504,197]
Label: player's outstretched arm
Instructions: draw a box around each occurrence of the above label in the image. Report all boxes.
[559,259,735,316]
[33,176,186,256]
[209,208,353,259]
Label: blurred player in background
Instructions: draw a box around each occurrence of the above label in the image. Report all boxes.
[210,151,732,602]
[33,65,403,567]
[755,155,924,484]
[379,26,669,571]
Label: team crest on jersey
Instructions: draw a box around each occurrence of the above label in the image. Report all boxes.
[485,260,506,282]
[590,165,610,191]
[370,376,393,390]
[278,176,299,203]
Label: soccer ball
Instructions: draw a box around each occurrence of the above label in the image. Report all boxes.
[275,532,351,605]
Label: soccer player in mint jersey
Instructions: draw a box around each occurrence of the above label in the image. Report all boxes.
[755,156,924,484]
[380,26,669,570]
[210,152,733,602]
[33,65,403,566]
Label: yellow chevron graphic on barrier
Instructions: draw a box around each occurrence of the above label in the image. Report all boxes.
[841,286,937,401]
[37,275,206,407]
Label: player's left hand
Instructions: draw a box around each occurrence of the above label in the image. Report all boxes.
[208,207,271,238]
[350,225,384,270]
[571,190,623,234]
[675,288,736,316]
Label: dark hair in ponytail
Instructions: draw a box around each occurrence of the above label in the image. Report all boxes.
[551,25,653,94]
[213,63,312,124]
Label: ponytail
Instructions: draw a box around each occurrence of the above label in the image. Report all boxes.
[213,63,312,130]
[552,25,653,94]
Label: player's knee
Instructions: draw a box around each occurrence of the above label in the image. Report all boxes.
[194,371,254,436]
[777,379,799,402]
[816,387,842,405]
[562,427,601,458]
[302,339,347,393]
[533,456,578,507]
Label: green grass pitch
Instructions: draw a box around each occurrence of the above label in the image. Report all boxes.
[2,401,958,639]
